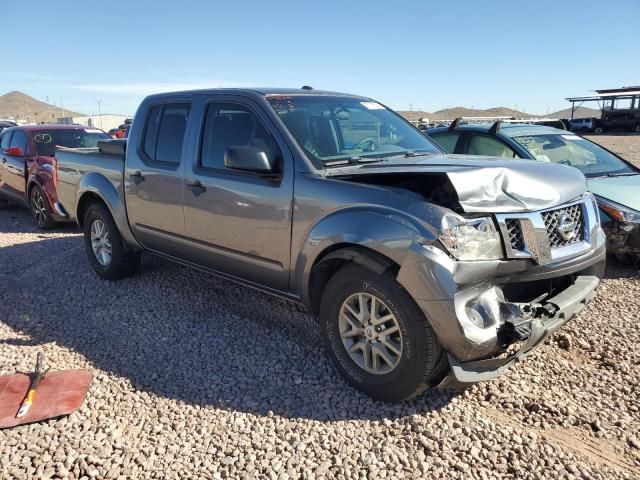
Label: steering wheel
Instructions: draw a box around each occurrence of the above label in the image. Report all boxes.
[354,137,378,152]
[559,159,572,166]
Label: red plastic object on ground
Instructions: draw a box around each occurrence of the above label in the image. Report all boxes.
[0,356,92,429]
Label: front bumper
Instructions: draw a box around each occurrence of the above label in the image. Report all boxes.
[438,275,598,387]
[602,219,640,257]
[396,226,606,386]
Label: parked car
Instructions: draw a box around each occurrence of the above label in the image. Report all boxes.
[0,120,17,133]
[54,88,605,401]
[570,118,595,133]
[0,124,110,227]
[427,121,640,258]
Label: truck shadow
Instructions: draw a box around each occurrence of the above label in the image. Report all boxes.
[0,235,459,421]
[0,207,80,235]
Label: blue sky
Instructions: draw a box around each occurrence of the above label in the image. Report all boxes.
[2,0,639,116]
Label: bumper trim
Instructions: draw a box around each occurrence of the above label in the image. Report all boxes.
[438,275,599,388]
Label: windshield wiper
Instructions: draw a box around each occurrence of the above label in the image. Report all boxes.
[605,172,638,177]
[323,156,385,168]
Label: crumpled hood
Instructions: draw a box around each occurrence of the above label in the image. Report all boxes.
[587,174,640,212]
[326,154,587,213]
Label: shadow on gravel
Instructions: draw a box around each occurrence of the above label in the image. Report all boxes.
[603,255,639,280]
[0,207,80,235]
[0,235,459,421]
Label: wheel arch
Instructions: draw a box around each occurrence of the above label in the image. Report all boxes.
[296,208,433,314]
[75,173,141,251]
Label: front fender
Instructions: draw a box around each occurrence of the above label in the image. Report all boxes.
[76,172,140,250]
[294,206,438,307]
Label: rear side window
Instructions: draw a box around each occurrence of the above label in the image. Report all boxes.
[0,131,11,150]
[142,103,190,165]
[429,132,460,153]
[466,134,517,158]
[9,130,28,151]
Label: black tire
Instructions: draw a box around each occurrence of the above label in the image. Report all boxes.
[30,185,56,229]
[595,127,604,134]
[634,124,640,134]
[83,203,140,280]
[320,264,443,402]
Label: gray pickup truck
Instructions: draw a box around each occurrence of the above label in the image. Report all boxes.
[55,88,606,401]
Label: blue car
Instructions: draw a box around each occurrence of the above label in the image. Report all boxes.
[427,120,640,259]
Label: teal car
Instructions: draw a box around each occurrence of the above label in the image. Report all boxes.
[428,121,640,258]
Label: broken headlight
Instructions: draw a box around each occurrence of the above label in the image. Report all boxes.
[440,215,503,261]
[596,196,640,223]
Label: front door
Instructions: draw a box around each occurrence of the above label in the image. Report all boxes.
[182,97,294,291]
[124,102,190,257]
[1,129,29,202]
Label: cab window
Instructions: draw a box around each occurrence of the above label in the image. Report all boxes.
[466,134,518,158]
[141,103,190,166]
[199,103,281,171]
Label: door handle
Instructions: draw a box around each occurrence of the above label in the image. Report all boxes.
[186,179,206,196]
[129,170,145,184]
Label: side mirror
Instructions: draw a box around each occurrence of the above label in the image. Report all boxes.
[5,146,23,156]
[224,146,275,173]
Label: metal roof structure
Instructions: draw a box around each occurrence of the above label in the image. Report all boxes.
[565,86,640,119]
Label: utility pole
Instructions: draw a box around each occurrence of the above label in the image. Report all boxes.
[96,100,103,129]
[60,97,65,122]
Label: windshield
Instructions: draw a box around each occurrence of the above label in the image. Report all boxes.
[32,128,110,156]
[267,95,441,167]
[511,133,635,178]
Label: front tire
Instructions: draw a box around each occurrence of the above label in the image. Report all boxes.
[83,203,140,280]
[30,185,56,229]
[320,264,443,402]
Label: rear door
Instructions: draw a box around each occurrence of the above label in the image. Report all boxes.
[0,130,11,194]
[124,101,190,257]
[182,96,294,291]
[1,129,29,202]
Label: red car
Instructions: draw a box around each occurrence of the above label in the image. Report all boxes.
[0,124,110,228]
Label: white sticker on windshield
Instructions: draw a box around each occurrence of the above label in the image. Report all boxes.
[84,129,103,133]
[561,134,579,140]
[361,102,384,110]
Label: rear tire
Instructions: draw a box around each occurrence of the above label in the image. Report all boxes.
[595,127,604,134]
[319,264,443,402]
[634,124,640,134]
[30,185,56,229]
[83,203,140,280]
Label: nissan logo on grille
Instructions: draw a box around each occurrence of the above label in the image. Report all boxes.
[557,213,577,241]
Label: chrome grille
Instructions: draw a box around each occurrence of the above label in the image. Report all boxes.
[541,204,584,248]
[505,219,525,250]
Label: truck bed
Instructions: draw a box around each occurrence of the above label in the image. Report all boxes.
[55,142,125,222]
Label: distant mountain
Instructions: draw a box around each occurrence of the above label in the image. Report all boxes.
[546,106,600,119]
[0,91,84,123]
[396,110,432,123]
[398,104,602,123]
[431,106,531,121]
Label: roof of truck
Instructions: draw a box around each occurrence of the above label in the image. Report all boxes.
[145,87,368,99]
[7,124,107,132]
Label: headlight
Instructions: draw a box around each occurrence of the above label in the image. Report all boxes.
[439,214,503,261]
[596,196,640,223]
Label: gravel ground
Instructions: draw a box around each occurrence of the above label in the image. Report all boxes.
[0,135,639,479]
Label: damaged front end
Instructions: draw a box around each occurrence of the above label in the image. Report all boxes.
[395,191,606,387]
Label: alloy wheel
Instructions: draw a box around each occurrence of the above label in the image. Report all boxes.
[90,219,112,266]
[31,189,47,227]
[338,292,403,375]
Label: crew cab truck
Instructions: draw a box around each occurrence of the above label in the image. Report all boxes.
[55,88,606,402]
